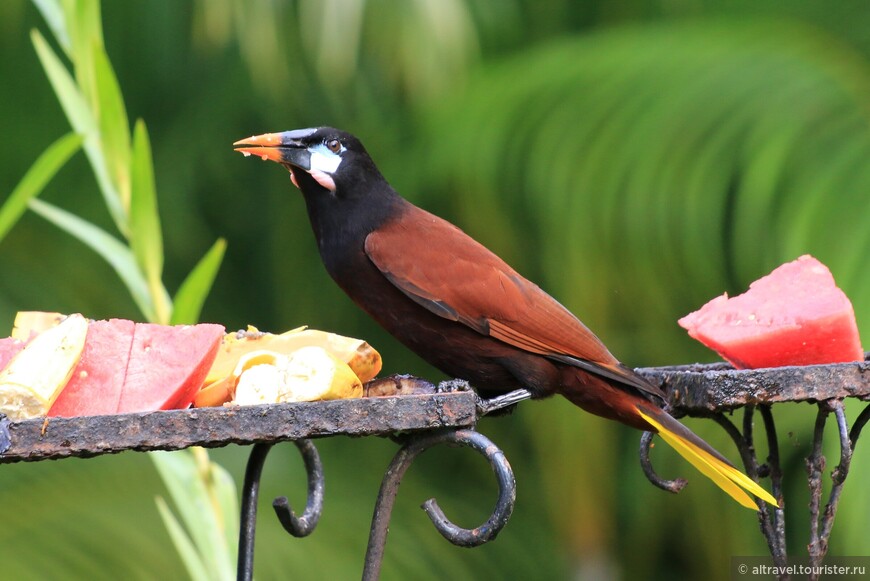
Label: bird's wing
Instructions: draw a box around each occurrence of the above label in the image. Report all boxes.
[364,208,659,396]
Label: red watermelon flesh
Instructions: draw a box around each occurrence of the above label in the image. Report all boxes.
[116,323,224,413]
[0,337,25,369]
[48,319,135,418]
[679,255,864,369]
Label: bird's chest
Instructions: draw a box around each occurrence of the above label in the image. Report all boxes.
[315,225,372,290]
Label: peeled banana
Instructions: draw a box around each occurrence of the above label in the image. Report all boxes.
[205,326,382,385]
[233,346,363,405]
[0,313,88,420]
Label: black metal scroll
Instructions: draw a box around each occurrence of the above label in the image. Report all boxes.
[639,430,688,494]
[237,440,324,581]
[362,428,516,581]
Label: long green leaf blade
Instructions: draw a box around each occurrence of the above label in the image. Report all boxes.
[93,44,132,213]
[32,0,71,56]
[194,447,237,579]
[150,450,234,581]
[170,238,226,325]
[155,497,211,581]
[130,120,170,323]
[30,28,127,234]
[0,133,82,244]
[207,455,240,568]
[28,198,155,321]
[64,0,104,111]
[31,28,94,135]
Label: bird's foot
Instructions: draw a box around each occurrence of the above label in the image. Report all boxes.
[363,374,438,397]
[435,379,473,394]
[477,389,533,416]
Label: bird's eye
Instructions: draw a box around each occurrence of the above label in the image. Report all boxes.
[326,139,342,153]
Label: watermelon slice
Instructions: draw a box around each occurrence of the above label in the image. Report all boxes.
[679,255,864,369]
[116,323,224,413]
[48,319,135,418]
[0,337,25,369]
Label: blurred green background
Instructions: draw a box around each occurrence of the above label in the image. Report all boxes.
[2,0,869,579]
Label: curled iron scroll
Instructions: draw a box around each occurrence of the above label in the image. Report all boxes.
[363,429,516,580]
[639,430,688,494]
[237,440,324,581]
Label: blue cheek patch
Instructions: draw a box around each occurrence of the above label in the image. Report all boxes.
[308,143,344,174]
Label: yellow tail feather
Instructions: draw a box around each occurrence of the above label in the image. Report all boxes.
[637,409,779,510]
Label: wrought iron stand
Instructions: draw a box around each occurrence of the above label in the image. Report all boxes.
[638,358,870,580]
[1,357,867,581]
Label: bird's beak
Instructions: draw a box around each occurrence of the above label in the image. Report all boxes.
[233,131,311,170]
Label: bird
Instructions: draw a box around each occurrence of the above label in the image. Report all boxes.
[234,127,777,510]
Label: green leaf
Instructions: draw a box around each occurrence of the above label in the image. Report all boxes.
[155,497,211,581]
[64,0,104,111]
[28,198,155,322]
[31,28,94,136]
[31,28,127,234]
[170,238,227,325]
[207,454,240,562]
[130,120,170,324]
[0,133,82,244]
[150,450,235,581]
[93,44,132,213]
[32,0,71,56]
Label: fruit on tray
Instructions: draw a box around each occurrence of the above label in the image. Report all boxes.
[194,327,380,407]
[0,314,88,420]
[48,320,225,417]
[11,311,65,341]
[205,326,382,385]
[232,346,363,405]
[116,322,225,413]
[0,312,379,417]
[48,319,136,417]
[679,255,864,369]
[0,337,26,369]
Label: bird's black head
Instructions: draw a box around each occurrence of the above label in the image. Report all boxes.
[234,127,385,200]
[235,126,404,264]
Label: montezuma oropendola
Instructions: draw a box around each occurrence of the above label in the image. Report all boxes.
[235,127,777,510]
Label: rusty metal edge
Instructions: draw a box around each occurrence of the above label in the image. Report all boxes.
[0,392,478,464]
[2,359,868,462]
[637,359,870,415]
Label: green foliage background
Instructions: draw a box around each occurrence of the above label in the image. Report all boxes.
[1,1,869,579]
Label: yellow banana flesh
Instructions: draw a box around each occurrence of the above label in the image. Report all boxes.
[233,346,363,405]
[206,326,382,385]
[0,314,88,420]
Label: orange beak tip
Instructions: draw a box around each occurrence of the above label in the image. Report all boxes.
[233,133,283,147]
[234,146,283,163]
[233,135,258,147]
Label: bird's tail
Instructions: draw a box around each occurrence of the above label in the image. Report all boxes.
[636,404,779,510]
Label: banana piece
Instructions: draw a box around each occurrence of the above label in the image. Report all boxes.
[11,311,65,341]
[0,313,88,420]
[192,373,236,408]
[206,326,382,385]
[233,346,363,405]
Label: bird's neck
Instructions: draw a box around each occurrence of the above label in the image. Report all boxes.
[301,178,408,276]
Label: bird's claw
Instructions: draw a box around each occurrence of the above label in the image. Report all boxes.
[476,389,533,416]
